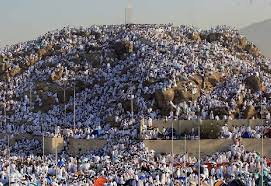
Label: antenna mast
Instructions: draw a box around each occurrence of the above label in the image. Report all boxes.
[125,0,133,24]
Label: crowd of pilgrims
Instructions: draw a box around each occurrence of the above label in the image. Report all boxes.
[141,117,271,140]
[0,24,271,137]
[0,24,271,185]
[0,137,270,185]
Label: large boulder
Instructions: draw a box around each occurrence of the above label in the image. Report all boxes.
[211,107,229,118]
[244,105,257,119]
[237,37,248,49]
[85,52,102,68]
[155,88,175,114]
[245,75,262,92]
[0,62,10,74]
[190,32,201,42]
[155,80,201,115]
[114,41,133,59]
[37,45,54,59]
[9,66,21,77]
[206,33,224,42]
[33,95,55,113]
[24,59,37,68]
[244,44,261,57]
[207,72,221,87]
[51,67,64,81]
[203,72,222,92]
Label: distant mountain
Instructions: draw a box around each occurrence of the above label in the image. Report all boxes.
[240,19,271,59]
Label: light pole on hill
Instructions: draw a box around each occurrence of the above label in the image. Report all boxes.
[63,81,67,127]
[170,111,174,183]
[60,78,76,129]
[198,118,202,186]
[8,134,10,186]
[42,113,45,164]
[129,94,135,123]
[2,58,11,186]
[260,80,264,186]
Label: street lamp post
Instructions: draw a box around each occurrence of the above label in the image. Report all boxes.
[73,82,76,130]
[61,78,76,128]
[63,82,66,127]
[170,112,174,184]
[260,84,264,186]
[198,118,202,186]
[130,94,134,123]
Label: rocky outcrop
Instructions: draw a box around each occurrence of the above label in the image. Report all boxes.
[190,32,201,42]
[51,67,64,81]
[155,80,201,115]
[9,66,22,77]
[244,105,257,119]
[245,75,262,92]
[114,41,133,59]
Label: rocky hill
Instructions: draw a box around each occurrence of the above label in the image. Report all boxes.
[0,24,270,131]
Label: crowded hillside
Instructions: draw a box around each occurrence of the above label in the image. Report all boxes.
[0,24,271,185]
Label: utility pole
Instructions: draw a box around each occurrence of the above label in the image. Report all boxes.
[125,0,133,24]
[73,82,76,130]
[64,82,67,127]
[198,119,201,186]
[131,94,134,123]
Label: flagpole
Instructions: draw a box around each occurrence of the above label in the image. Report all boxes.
[42,114,45,164]
[171,114,174,183]
[56,144,58,181]
[130,94,134,124]
[29,83,32,110]
[184,134,187,186]
[73,82,76,130]
[261,87,264,186]
[8,134,10,186]
[64,82,66,127]
[198,119,201,186]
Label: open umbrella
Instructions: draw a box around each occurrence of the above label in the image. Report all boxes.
[94,177,107,186]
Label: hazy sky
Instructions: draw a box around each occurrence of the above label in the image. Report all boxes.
[1,0,271,47]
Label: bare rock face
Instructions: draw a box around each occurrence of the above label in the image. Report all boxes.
[9,66,21,77]
[154,72,224,116]
[244,44,261,57]
[190,32,201,42]
[244,105,257,119]
[85,52,102,68]
[0,62,10,74]
[237,37,248,49]
[155,88,175,115]
[207,72,221,87]
[212,107,229,118]
[155,80,201,115]
[206,33,224,42]
[114,41,133,59]
[33,95,55,113]
[24,59,37,68]
[37,45,54,59]
[245,75,262,92]
[203,72,222,92]
[51,67,64,81]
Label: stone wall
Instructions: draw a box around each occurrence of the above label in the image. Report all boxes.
[144,139,271,157]
[67,138,107,156]
[0,133,64,154]
[147,119,268,134]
